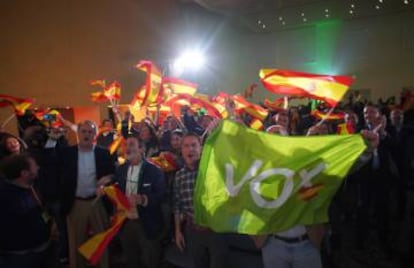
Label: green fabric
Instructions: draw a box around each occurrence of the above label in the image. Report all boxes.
[194,120,366,234]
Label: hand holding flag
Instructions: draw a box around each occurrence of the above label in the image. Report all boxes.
[78,185,130,265]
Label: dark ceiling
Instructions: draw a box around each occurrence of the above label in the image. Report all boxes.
[180,0,414,32]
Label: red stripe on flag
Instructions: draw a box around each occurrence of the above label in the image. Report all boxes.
[87,215,126,265]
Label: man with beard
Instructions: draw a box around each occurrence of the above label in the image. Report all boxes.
[0,154,51,268]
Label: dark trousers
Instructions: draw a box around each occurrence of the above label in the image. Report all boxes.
[185,226,229,268]
[47,201,69,261]
[120,219,161,268]
[0,247,51,268]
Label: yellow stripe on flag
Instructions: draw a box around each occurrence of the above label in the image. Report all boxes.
[260,69,353,106]
[78,185,130,265]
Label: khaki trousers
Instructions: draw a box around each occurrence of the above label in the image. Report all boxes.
[67,199,109,268]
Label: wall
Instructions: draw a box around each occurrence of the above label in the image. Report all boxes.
[222,10,414,103]
[0,0,179,134]
[1,1,413,134]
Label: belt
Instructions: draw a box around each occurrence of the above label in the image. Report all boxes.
[75,195,96,201]
[0,241,49,255]
[273,234,308,243]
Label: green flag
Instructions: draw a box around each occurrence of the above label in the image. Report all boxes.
[194,120,367,235]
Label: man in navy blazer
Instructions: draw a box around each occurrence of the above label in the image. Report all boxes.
[60,144,115,216]
[59,120,115,268]
[114,135,166,268]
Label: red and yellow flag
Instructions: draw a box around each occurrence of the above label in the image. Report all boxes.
[135,60,163,106]
[108,136,125,155]
[90,80,121,103]
[337,122,355,135]
[249,118,264,130]
[90,79,107,88]
[259,69,354,107]
[162,77,197,97]
[148,152,180,172]
[104,81,121,100]
[129,86,146,119]
[33,109,63,127]
[90,92,108,103]
[164,94,223,119]
[263,97,289,112]
[311,109,345,121]
[0,94,34,116]
[78,185,130,265]
[217,92,268,121]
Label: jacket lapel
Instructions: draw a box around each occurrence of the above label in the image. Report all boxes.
[118,163,129,192]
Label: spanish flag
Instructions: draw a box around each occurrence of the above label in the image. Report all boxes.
[162,77,197,96]
[311,109,345,121]
[33,109,63,127]
[231,94,268,121]
[129,86,146,119]
[259,69,353,107]
[164,94,223,119]
[90,79,106,88]
[78,185,130,265]
[0,94,34,116]
[249,118,264,130]
[104,81,121,100]
[148,151,180,172]
[337,122,355,134]
[263,98,285,111]
[135,60,163,106]
[90,92,108,103]
[108,136,125,155]
[217,92,268,121]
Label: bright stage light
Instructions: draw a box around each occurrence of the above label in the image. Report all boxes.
[172,50,206,75]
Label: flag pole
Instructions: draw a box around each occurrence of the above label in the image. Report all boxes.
[154,105,160,127]
[1,113,16,129]
[316,106,335,126]
[173,114,185,130]
[283,96,289,110]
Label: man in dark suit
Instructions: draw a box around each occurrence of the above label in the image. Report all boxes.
[114,135,166,268]
[59,120,115,268]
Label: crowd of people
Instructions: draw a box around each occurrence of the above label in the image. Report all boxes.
[0,93,414,268]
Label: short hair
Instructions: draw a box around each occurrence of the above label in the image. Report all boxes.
[126,135,145,149]
[0,153,33,180]
[77,120,97,133]
[171,129,184,137]
[182,132,201,144]
[364,103,379,111]
[101,118,113,125]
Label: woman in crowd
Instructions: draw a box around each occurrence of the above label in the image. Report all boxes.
[0,133,26,160]
[139,121,160,157]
